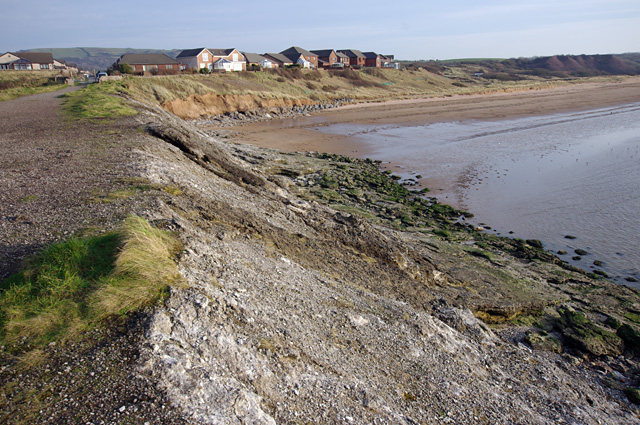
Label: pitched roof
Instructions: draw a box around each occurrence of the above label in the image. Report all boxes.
[177,48,208,58]
[242,52,271,64]
[336,52,349,59]
[280,46,315,60]
[208,48,240,57]
[263,53,292,64]
[310,49,335,57]
[363,52,380,59]
[118,53,179,65]
[13,52,54,63]
[338,49,365,58]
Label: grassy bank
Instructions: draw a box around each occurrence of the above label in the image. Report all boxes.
[89,66,587,112]
[0,216,181,351]
[0,71,70,102]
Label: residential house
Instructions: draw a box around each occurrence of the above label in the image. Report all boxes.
[242,52,274,69]
[363,52,381,68]
[208,49,246,72]
[311,50,338,68]
[335,52,350,67]
[280,47,318,69]
[381,55,398,68]
[113,53,184,74]
[176,48,213,70]
[262,53,292,68]
[337,49,366,68]
[0,52,54,70]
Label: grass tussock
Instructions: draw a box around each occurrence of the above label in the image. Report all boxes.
[61,81,137,119]
[0,216,181,349]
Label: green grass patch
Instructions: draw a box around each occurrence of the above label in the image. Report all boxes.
[0,216,181,349]
[0,71,69,102]
[623,312,640,324]
[61,82,137,120]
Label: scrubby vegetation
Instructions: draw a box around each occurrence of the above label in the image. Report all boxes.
[0,71,69,101]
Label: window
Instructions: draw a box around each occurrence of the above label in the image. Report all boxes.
[202,53,209,61]
[167,65,173,69]
[232,53,238,62]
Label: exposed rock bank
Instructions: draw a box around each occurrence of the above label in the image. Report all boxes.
[133,105,640,423]
[3,91,640,424]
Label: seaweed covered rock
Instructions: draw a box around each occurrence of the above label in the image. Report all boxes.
[525,331,563,353]
[556,307,624,356]
[617,324,640,356]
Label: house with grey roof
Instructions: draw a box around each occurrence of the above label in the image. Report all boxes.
[311,49,338,68]
[262,53,293,68]
[242,52,274,69]
[337,49,366,68]
[176,48,212,70]
[280,47,317,68]
[0,52,54,70]
[113,53,184,74]
[208,49,246,72]
[363,52,381,68]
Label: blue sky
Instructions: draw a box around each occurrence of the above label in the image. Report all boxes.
[3,0,639,59]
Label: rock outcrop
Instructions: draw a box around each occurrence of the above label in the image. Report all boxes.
[130,104,640,424]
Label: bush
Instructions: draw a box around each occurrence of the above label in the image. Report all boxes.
[119,63,134,74]
[199,67,210,74]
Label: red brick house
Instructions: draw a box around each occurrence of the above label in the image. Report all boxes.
[363,52,381,68]
[337,50,366,68]
[335,52,350,67]
[280,47,318,68]
[113,53,184,74]
[208,49,246,72]
[311,50,338,68]
[176,48,213,71]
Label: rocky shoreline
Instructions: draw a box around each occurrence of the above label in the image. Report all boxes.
[2,86,640,423]
[193,99,351,128]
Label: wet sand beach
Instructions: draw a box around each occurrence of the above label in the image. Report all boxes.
[232,77,640,155]
[230,77,640,284]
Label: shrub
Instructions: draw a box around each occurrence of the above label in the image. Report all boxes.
[119,63,134,74]
[199,67,210,74]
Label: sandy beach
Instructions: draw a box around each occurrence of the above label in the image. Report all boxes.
[232,77,640,155]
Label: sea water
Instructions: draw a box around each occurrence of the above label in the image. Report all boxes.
[319,103,640,287]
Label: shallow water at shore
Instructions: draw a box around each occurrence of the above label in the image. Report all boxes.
[318,103,640,287]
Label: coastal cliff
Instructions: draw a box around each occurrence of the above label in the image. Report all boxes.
[2,76,640,424]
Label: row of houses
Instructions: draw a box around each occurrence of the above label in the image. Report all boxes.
[0,52,74,71]
[111,46,397,74]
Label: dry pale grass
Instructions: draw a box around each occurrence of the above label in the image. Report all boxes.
[0,216,182,348]
[91,216,183,318]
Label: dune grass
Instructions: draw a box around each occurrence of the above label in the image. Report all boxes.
[0,71,69,102]
[0,216,181,349]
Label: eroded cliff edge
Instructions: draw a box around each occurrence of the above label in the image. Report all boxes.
[137,105,640,423]
[2,93,640,424]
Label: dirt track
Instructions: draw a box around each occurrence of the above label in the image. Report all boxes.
[233,77,640,155]
[0,86,141,279]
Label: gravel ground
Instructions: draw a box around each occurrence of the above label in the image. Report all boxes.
[0,87,188,424]
[0,85,143,280]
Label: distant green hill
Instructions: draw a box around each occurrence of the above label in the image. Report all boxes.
[20,47,183,71]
